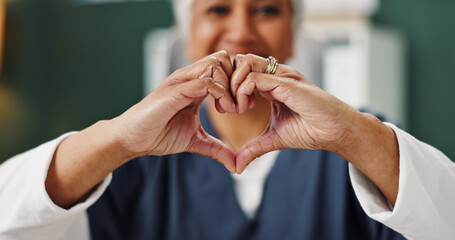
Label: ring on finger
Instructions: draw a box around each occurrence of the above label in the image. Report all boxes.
[265,56,278,74]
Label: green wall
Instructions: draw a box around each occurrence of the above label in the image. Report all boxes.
[0,0,173,161]
[1,0,454,162]
[374,0,455,160]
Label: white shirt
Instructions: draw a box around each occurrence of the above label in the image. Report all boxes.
[1,123,455,240]
[231,150,279,220]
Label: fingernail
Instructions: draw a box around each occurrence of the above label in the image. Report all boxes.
[225,164,236,173]
[236,166,245,174]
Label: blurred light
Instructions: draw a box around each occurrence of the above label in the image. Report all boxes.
[304,0,379,17]
[0,3,4,72]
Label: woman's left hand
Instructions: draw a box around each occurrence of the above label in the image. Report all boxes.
[231,54,363,173]
[232,54,400,205]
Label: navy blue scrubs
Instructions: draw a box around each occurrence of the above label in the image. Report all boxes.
[87,108,406,240]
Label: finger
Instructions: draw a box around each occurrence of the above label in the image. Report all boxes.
[236,72,290,113]
[211,64,232,96]
[207,80,237,113]
[230,55,250,99]
[235,130,284,174]
[215,99,226,114]
[199,51,233,92]
[248,93,256,110]
[175,77,236,113]
[236,76,255,114]
[188,129,236,173]
[231,53,286,98]
[210,50,234,78]
[235,73,265,114]
[168,51,233,92]
[199,59,233,108]
[242,53,287,75]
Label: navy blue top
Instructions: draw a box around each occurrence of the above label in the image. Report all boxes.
[87,108,405,240]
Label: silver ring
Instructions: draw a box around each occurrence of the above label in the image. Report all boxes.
[265,56,278,74]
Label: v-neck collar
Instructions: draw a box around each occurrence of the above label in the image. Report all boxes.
[199,106,285,223]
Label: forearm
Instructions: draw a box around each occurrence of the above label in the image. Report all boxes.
[0,133,110,238]
[331,111,400,205]
[350,123,455,240]
[45,119,137,209]
[45,52,238,208]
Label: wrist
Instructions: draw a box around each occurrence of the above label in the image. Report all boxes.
[94,119,142,165]
[45,119,137,209]
[327,111,400,204]
[329,112,385,163]
[323,108,366,158]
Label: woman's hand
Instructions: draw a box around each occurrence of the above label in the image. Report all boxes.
[231,54,358,172]
[113,51,237,171]
[46,51,239,209]
[231,54,399,205]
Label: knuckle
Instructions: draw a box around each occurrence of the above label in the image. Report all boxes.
[245,72,258,83]
[280,65,295,74]
[216,50,229,59]
[234,54,245,64]
[201,77,214,85]
[200,58,221,77]
[209,58,222,70]
[232,76,244,89]
[170,67,185,77]
[245,144,258,159]
[245,54,254,62]
[245,53,259,62]
[208,56,221,66]
[213,143,224,158]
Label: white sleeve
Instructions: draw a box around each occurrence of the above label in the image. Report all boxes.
[0,133,112,240]
[349,122,455,240]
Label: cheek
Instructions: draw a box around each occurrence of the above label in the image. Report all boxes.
[259,22,293,61]
[187,20,222,61]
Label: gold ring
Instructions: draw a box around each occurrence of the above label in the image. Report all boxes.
[265,56,278,74]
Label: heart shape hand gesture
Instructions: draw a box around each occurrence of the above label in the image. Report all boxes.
[115,51,358,174]
[46,51,400,209]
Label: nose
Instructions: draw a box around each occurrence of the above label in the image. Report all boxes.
[224,9,256,48]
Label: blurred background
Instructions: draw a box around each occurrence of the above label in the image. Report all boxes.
[0,0,454,163]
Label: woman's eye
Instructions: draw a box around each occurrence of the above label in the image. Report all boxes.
[254,6,280,16]
[208,6,230,16]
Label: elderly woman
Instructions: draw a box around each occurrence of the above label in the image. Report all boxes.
[1,0,455,239]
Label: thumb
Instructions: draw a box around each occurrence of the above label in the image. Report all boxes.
[235,130,284,174]
[188,128,237,173]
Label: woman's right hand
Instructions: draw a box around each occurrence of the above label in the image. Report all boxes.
[46,51,236,209]
[113,51,237,171]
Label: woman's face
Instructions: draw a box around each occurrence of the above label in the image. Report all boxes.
[186,0,294,63]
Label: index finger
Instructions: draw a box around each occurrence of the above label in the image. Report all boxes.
[231,54,285,98]
[207,50,234,78]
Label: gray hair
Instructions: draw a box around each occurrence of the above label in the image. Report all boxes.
[171,0,304,37]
